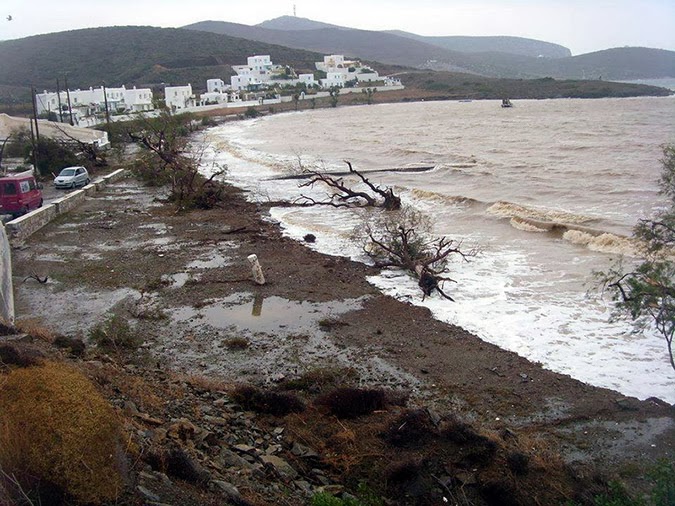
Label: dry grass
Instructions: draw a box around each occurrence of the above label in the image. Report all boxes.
[14,318,55,342]
[0,361,125,504]
[185,374,230,393]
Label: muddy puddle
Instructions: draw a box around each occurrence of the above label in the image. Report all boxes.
[15,282,140,335]
[153,293,422,391]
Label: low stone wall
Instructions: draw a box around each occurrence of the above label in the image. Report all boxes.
[6,204,57,242]
[51,190,86,215]
[7,169,126,242]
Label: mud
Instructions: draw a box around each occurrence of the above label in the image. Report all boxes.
[10,176,674,485]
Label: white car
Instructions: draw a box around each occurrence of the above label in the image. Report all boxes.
[54,166,90,189]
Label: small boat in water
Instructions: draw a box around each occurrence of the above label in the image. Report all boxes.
[501,98,513,108]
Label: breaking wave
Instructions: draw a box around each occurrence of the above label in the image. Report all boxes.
[562,230,638,256]
[486,201,595,224]
[410,188,481,206]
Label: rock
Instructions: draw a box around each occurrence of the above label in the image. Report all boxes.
[233,443,256,454]
[291,442,320,459]
[134,412,164,426]
[615,397,640,411]
[317,485,344,496]
[294,480,313,494]
[123,400,140,415]
[137,485,160,502]
[260,455,299,480]
[167,419,197,441]
[212,480,246,504]
[218,449,254,470]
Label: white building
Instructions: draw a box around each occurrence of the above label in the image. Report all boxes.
[320,72,347,88]
[355,70,381,83]
[35,85,153,118]
[199,91,228,106]
[298,74,317,87]
[165,84,195,110]
[206,79,227,93]
[384,76,403,87]
[316,55,348,73]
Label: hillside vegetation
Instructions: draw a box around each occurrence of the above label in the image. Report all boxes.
[0,26,322,102]
[0,25,671,110]
[398,71,673,99]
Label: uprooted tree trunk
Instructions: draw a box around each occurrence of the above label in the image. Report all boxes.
[361,206,476,300]
[295,161,401,210]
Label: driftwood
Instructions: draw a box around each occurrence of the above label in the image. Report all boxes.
[295,161,401,210]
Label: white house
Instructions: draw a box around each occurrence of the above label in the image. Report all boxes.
[35,85,153,121]
[320,72,349,88]
[316,55,348,73]
[165,84,195,110]
[298,74,317,87]
[199,91,228,106]
[355,70,380,83]
[122,87,153,112]
[206,79,226,93]
[384,76,403,87]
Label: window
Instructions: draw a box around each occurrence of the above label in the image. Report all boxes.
[19,181,30,193]
[2,182,16,195]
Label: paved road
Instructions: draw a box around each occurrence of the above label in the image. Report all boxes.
[0,182,81,223]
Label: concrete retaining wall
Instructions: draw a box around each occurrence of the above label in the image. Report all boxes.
[6,169,126,242]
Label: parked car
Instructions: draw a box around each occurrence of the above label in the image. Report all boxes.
[0,172,44,218]
[54,166,90,189]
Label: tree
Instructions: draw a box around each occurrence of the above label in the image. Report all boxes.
[362,87,377,105]
[599,145,675,371]
[126,112,225,210]
[329,86,340,108]
[295,161,401,210]
[360,206,476,300]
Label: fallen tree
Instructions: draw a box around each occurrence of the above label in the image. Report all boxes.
[295,161,401,210]
[360,206,477,300]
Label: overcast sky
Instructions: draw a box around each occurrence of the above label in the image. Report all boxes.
[1,0,674,55]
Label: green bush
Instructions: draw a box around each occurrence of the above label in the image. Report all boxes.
[89,313,141,351]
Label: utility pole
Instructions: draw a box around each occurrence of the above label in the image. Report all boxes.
[64,75,74,125]
[293,4,296,16]
[29,118,38,175]
[102,81,111,127]
[56,78,64,123]
[30,86,40,141]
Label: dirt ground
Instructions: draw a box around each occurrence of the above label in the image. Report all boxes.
[9,175,675,502]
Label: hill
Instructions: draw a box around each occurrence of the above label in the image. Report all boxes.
[386,31,571,58]
[186,18,675,80]
[0,26,322,100]
[256,15,346,31]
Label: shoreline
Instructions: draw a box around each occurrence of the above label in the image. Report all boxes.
[204,97,675,403]
[11,176,674,473]
[6,174,675,506]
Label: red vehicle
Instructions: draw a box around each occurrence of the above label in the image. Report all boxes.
[0,172,44,218]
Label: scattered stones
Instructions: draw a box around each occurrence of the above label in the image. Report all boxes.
[260,455,299,481]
